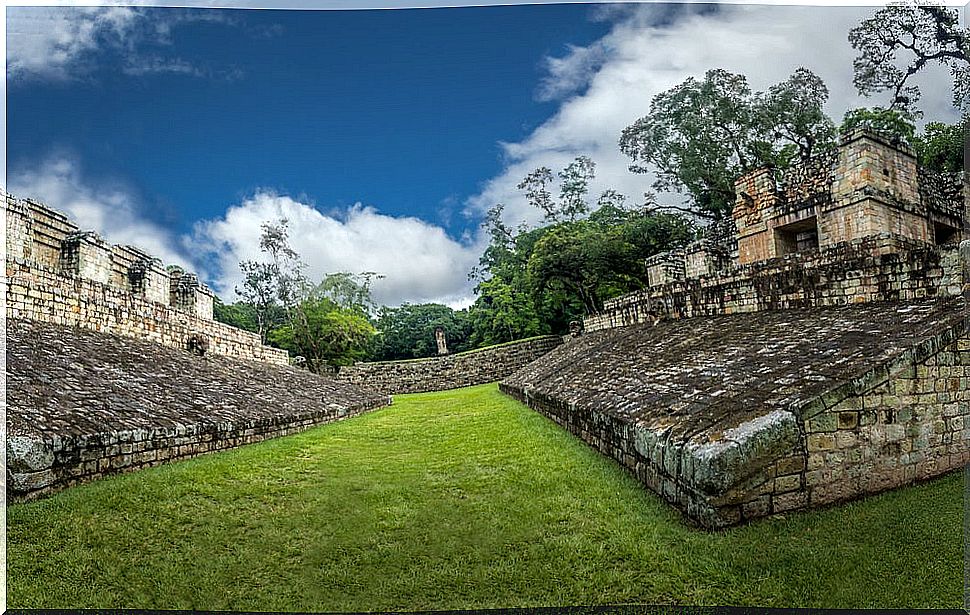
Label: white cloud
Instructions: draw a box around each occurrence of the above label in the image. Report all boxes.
[6,6,245,82]
[466,4,959,229]
[190,191,481,308]
[7,156,197,271]
[7,6,143,81]
[536,41,610,102]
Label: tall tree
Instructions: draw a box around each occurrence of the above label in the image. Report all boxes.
[849,2,969,113]
[235,260,282,343]
[757,67,837,162]
[525,209,694,315]
[516,156,596,224]
[371,303,472,361]
[557,156,596,222]
[620,68,757,221]
[619,68,836,221]
[516,167,556,222]
[526,221,632,314]
[235,219,307,342]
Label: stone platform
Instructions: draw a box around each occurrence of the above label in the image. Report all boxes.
[501,297,970,528]
[6,319,391,501]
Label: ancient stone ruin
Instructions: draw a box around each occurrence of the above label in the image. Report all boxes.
[5,193,390,501]
[7,128,969,529]
[502,129,970,527]
[333,335,563,396]
[5,195,288,364]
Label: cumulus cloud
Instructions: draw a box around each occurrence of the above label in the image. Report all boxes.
[7,156,197,270]
[467,4,959,230]
[7,159,481,307]
[190,191,481,308]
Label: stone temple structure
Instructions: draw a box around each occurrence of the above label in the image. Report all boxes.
[5,193,390,502]
[502,129,970,527]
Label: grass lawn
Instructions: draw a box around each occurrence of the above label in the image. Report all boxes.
[8,383,964,610]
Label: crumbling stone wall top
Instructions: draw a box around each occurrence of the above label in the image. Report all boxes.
[4,192,215,320]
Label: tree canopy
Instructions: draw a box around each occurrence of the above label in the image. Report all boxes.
[913,118,966,173]
[370,303,472,361]
[467,157,694,345]
[849,2,969,114]
[839,106,918,144]
[619,68,836,221]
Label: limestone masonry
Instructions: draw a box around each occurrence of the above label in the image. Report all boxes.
[5,192,389,501]
[333,335,563,395]
[5,193,288,364]
[7,319,390,501]
[503,129,970,527]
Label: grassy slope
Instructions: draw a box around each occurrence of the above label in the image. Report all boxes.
[8,383,963,610]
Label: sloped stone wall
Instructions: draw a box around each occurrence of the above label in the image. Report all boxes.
[333,335,563,395]
[504,297,970,527]
[7,319,390,502]
[802,336,970,508]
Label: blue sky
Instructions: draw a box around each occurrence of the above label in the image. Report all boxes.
[6,3,958,307]
[9,6,613,236]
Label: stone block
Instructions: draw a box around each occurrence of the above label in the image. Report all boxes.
[775,455,805,475]
[9,469,55,492]
[807,433,836,452]
[741,495,771,518]
[773,490,809,513]
[774,474,801,493]
[807,412,838,433]
[7,435,54,472]
[837,411,859,429]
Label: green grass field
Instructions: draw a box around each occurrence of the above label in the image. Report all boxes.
[8,383,964,610]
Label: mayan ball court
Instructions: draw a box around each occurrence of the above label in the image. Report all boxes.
[6,2,969,611]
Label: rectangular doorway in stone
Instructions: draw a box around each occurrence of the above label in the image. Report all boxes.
[774,216,819,256]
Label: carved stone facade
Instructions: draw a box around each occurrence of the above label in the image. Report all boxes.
[734,130,964,265]
[4,193,287,365]
[639,130,966,290]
